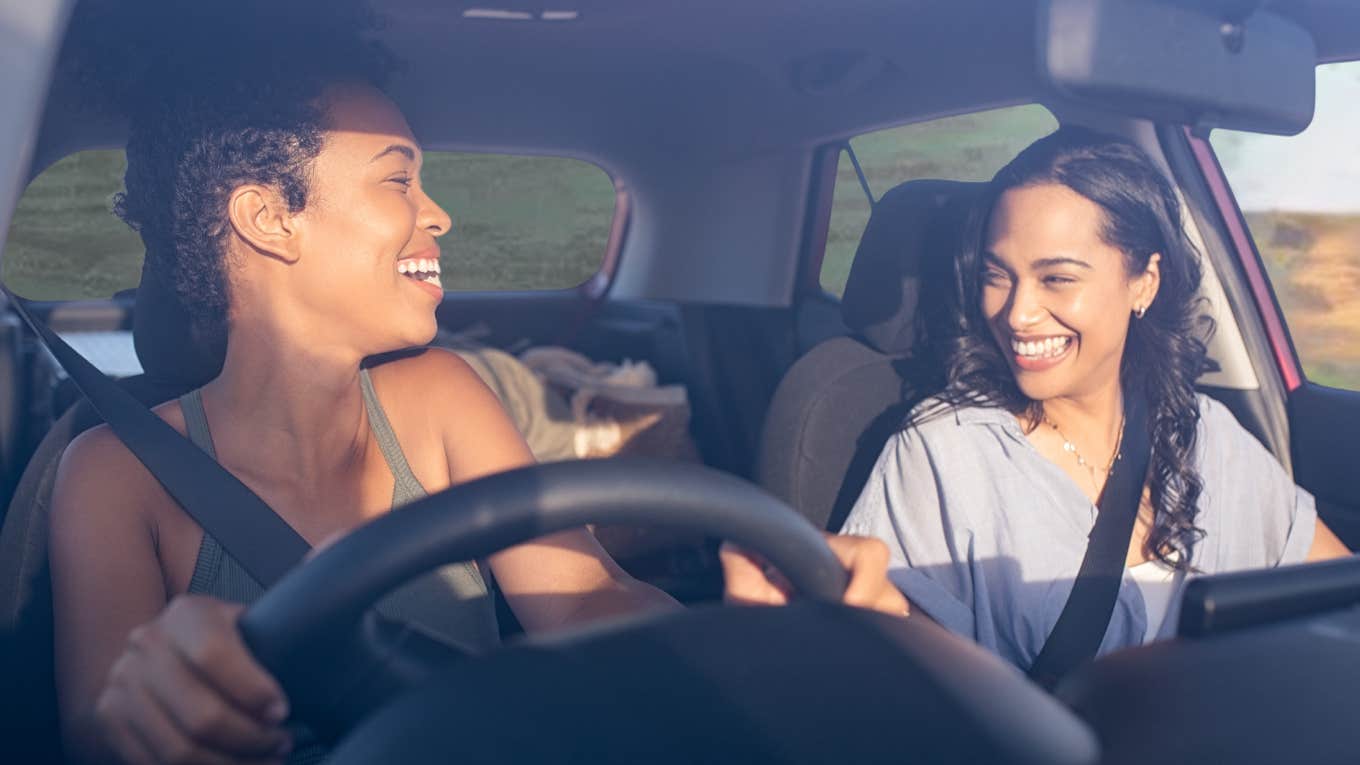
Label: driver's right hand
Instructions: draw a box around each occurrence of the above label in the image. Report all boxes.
[93,595,293,765]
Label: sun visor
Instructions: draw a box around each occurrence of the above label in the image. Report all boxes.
[1039,0,1317,135]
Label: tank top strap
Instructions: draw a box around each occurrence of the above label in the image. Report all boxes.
[358,367,427,505]
[178,387,218,459]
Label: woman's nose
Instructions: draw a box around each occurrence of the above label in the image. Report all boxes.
[1006,282,1046,330]
[417,189,453,237]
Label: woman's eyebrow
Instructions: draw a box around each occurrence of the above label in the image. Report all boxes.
[370,144,417,163]
[1032,256,1092,269]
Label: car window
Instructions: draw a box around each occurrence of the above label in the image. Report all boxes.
[819,104,1058,297]
[1212,61,1360,391]
[2,150,618,300]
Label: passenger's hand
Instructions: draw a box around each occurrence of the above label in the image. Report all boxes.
[93,595,293,765]
[720,534,910,618]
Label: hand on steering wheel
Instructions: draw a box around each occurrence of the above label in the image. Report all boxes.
[720,536,910,617]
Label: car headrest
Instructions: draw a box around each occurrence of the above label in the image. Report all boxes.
[132,261,225,388]
[840,179,984,355]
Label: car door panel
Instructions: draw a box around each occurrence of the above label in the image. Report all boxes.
[1288,383,1360,548]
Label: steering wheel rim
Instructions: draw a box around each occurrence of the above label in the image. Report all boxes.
[237,458,847,738]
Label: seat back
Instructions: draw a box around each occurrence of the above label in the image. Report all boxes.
[0,266,213,762]
[757,180,980,530]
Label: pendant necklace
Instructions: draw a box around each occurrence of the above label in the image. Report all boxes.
[1043,410,1126,494]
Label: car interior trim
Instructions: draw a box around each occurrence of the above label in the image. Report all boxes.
[1185,129,1304,392]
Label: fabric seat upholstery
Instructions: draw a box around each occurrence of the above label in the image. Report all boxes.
[0,268,218,763]
[757,179,981,531]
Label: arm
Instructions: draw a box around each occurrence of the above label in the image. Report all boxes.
[50,428,290,765]
[1306,519,1351,562]
[414,349,680,633]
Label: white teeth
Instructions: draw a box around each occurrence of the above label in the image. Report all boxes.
[1012,337,1071,359]
[421,274,443,289]
[398,258,442,277]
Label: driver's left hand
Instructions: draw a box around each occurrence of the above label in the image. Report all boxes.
[720,534,910,618]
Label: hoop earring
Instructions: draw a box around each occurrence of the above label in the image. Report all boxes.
[1134,305,1147,319]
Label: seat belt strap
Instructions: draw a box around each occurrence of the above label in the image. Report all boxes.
[4,286,309,586]
[1028,392,1152,691]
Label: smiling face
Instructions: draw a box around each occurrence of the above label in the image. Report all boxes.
[244,82,453,356]
[980,183,1160,404]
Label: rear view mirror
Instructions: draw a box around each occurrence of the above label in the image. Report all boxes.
[1039,0,1316,135]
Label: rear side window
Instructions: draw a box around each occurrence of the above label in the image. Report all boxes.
[422,153,618,292]
[3,150,618,300]
[1212,61,1360,390]
[819,104,1058,297]
[3,151,142,300]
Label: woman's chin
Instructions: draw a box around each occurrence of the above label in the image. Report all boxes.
[374,313,439,353]
[1011,368,1070,403]
[404,317,440,348]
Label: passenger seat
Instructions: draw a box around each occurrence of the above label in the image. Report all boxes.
[757,179,981,531]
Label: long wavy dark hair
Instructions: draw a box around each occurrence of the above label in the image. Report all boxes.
[928,127,1212,569]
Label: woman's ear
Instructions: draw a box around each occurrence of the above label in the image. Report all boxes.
[1132,253,1161,317]
[226,184,299,263]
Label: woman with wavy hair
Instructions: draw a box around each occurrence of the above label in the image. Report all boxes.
[840,127,1349,669]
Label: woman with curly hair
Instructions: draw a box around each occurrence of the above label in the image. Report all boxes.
[840,127,1349,669]
[45,4,903,764]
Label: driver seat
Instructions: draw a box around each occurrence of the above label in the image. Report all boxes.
[757,179,981,531]
[0,268,222,764]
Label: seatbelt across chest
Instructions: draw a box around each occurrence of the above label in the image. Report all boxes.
[1028,392,1153,690]
[4,286,309,586]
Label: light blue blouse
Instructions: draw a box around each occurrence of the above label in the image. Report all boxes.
[840,394,1317,670]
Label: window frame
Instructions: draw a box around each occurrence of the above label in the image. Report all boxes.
[796,144,842,297]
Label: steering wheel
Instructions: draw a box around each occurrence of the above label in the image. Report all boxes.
[237,458,848,741]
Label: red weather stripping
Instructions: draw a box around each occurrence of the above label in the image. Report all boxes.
[580,180,631,300]
[1184,127,1303,392]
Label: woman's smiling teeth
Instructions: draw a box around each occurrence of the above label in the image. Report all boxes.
[1011,336,1072,359]
[397,257,442,288]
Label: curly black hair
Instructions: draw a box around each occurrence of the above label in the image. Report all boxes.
[926,127,1213,570]
[66,0,393,349]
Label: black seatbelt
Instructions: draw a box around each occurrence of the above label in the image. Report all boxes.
[1028,392,1152,691]
[3,286,309,586]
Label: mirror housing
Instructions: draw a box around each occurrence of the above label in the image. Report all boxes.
[1039,0,1317,135]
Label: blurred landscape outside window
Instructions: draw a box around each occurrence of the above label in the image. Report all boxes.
[2,151,616,300]
[1213,61,1360,391]
[819,104,1058,297]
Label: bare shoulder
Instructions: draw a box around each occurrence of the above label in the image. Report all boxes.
[366,346,487,397]
[53,401,189,528]
[366,347,533,480]
[364,347,506,431]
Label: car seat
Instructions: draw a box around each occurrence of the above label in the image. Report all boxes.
[757,179,981,531]
[0,267,222,764]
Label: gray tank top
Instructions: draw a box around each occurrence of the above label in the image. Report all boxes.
[180,368,498,762]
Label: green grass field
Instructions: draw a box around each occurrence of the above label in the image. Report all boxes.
[1,151,615,300]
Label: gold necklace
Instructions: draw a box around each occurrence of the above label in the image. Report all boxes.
[1043,410,1126,492]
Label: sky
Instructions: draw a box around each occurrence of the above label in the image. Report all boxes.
[1213,62,1360,214]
